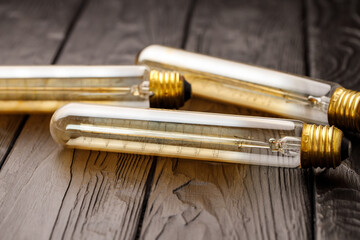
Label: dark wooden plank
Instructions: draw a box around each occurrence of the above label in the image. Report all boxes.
[0,0,82,168]
[0,0,193,239]
[50,150,154,239]
[307,0,360,238]
[140,0,313,239]
[52,0,193,237]
[0,0,77,65]
[58,0,191,65]
[0,1,87,238]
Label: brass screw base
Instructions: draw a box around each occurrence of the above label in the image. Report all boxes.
[301,124,343,168]
[149,70,185,109]
[328,87,360,132]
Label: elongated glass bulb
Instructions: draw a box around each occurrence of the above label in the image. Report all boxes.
[50,103,350,168]
[0,65,191,113]
[136,45,360,133]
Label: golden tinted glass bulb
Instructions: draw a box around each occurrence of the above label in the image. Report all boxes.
[0,65,191,113]
[50,103,350,168]
[136,45,360,133]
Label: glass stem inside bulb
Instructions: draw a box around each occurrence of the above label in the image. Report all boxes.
[65,123,301,157]
[0,66,154,112]
[168,70,333,124]
[136,45,343,125]
[51,103,304,168]
[131,81,153,98]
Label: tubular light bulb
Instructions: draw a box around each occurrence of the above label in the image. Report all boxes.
[136,45,360,133]
[50,103,350,168]
[0,65,191,113]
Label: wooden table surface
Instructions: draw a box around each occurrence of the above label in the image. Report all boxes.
[0,0,359,239]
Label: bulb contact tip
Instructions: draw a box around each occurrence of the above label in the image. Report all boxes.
[149,70,191,109]
[300,124,349,168]
[328,87,360,132]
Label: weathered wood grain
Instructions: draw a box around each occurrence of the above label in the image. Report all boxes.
[0,0,78,65]
[0,115,70,239]
[52,0,193,238]
[58,0,193,65]
[0,0,83,168]
[50,151,154,240]
[307,0,360,238]
[0,0,87,238]
[0,0,193,239]
[140,0,312,239]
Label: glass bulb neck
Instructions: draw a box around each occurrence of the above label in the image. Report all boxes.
[300,124,348,168]
[148,70,191,109]
[328,87,360,132]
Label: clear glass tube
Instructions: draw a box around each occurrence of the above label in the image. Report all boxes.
[0,65,190,113]
[50,103,349,168]
[136,45,342,126]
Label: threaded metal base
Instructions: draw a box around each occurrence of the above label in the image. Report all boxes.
[328,87,360,132]
[301,124,343,168]
[149,70,185,109]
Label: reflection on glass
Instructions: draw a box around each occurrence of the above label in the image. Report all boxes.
[136,45,359,132]
[50,103,349,168]
[0,65,190,112]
